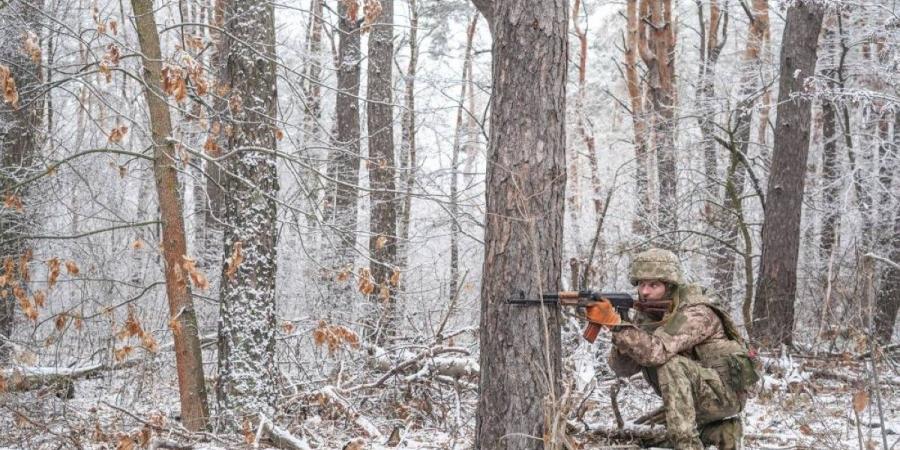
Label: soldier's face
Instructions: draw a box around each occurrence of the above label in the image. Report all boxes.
[637,280,667,301]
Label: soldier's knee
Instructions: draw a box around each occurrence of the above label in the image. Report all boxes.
[658,355,692,383]
[700,417,743,450]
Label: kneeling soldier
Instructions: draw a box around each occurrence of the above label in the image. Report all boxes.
[605,248,759,450]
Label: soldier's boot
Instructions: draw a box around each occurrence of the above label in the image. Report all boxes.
[657,356,705,450]
[700,417,743,450]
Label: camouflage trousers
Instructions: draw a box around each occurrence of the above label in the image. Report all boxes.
[658,355,744,450]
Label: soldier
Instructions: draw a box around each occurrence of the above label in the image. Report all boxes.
[602,248,759,450]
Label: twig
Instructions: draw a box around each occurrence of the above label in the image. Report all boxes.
[610,379,624,430]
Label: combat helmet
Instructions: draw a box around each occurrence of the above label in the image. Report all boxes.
[628,248,684,286]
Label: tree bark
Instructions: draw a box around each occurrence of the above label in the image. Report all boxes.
[0,0,44,363]
[397,0,419,295]
[473,1,567,449]
[641,0,678,243]
[303,0,324,141]
[695,0,726,197]
[199,0,228,268]
[873,111,899,343]
[751,1,825,348]
[216,0,280,420]
[448,13,478,305]
[624,0,653,237]
[129,0,210,430]
[819,15,840,260]
[365,0,398,345]
[324,1,362,310]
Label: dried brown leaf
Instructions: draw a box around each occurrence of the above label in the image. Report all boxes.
[853,390,869,413]
[33,290,45,308]
[4,194,24,212]
[182,255,209,290]
[1,64,19,107]
[362,0,382,33]
[116,435,135,450]
[108,125,128,143]
[203,137,220,156]
[225,241,243,280]
[23,31,41,63]
[343,0,359,21]
[54,314,67,331]
[114,346,134,362]
[389,269,400,287]
[47,257,60,289]
[65,260,79,275]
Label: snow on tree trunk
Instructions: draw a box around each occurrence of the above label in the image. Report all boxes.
[365,0,398,345]
[751,0,825,348]
[0,0,43,363]
[471,0,567,448]
[216,0,280,421]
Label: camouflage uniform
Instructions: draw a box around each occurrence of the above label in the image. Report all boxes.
[609,249,758,450]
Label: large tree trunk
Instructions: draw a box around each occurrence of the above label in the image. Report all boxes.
[129,0,210,430]
[324,1,362,311]
[216,0,280,421]
[471,1,567,449]
[0,0,44,363]
[751,1,825,348]
[365,0,398,345]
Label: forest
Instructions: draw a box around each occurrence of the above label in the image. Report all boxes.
[0,0,898,448]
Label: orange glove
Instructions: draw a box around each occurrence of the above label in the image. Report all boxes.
[585,300,622,326]
[582,300,622,343]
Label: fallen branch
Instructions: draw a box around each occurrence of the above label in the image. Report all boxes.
[355,345,476,391]
[148,438,194,450]
[589,424,667,446]
[256,414,311,450]
[306,386,381,438]
[0,334,217,392]
[810,370,900,387]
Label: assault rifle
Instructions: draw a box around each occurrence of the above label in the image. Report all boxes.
[507,291,634,343]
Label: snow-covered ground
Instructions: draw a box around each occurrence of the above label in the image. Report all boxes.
[1,346,897,449]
